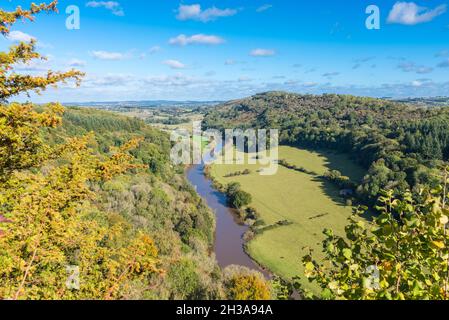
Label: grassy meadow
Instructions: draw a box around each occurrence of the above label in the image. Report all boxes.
[210,145,365,292]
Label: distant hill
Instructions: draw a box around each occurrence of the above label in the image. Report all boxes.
[63,100,222,110]
[392,97,449,107]
[203,91,428,130]
[203,91,449,203]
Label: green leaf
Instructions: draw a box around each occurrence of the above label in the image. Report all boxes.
[321,288,333,300]
[342,248,352,260]
[323,229,334,237]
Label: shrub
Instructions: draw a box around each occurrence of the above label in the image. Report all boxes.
[226,183,253,209]
[223,265,271,300]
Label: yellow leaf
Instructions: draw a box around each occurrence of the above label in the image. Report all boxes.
[431,241,445,249]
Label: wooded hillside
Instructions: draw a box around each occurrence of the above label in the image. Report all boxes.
[203,91,449,203]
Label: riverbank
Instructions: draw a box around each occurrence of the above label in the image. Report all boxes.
[209,145,365,293]
[186,164,270,278]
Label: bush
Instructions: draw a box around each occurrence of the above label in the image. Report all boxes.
[223,265,271,300]
[167,259,201,299]
[226,183,252,209]
[245,207,260,220]
[224,169,252,178]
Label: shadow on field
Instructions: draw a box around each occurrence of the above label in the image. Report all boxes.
[312,176,348,208]
[318,149,364,183]
[311,176,376,221]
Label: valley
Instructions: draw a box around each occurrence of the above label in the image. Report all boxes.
[56,92,449,298]
[209,146,365,292]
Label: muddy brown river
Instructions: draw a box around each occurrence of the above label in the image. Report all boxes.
[187,164,268,275]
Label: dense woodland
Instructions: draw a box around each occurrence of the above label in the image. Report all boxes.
[203,91,449,204]
[48,108,219,299]
[0,2,272,300]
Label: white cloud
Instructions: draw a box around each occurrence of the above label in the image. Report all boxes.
[11,54,54,74]
[91,51,125,60]
[354,57,375,63]
[408,79,432,88]
[238,76,252,82]
[398,61,433,74]
[6,31,36,42]
[437,59,449,68]
[415,67,433,74]
[322,72,340,78]
[303,82,318,87]
[149,46,161,54]
[78,73,211,96]
[305,68,316,73]
[82,73,135,88]
[176,4,237,22]
[14,60,49,72]
[284,80,300,86]
[5,31,51,48]
[68,59,86,67]
[250,48,276,57]
[435,50,449,57]
[86,1,124,16]
[204,71,216,77]
[169,34,225,46]
[387,2,446,25]
[142,74,207,88]
[163,59,186,69]
[256,4,273,13]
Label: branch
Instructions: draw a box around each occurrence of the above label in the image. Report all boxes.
[0,69,85,101]
[13,246,38,300]
[0,40,42,75]
[0,1,58,35]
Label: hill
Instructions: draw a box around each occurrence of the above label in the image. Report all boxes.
[203,92,449,203]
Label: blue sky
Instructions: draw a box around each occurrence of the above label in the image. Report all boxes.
[1,0,449,102]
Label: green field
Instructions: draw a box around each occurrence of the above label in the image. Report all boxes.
[210,146,365,292]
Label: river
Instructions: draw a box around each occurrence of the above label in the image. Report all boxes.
[186,163,269,276]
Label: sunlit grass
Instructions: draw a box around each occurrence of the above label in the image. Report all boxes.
[210,146,365,292]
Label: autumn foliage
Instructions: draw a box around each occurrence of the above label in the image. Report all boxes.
[0,2,163,300]
[223,266,271,300]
